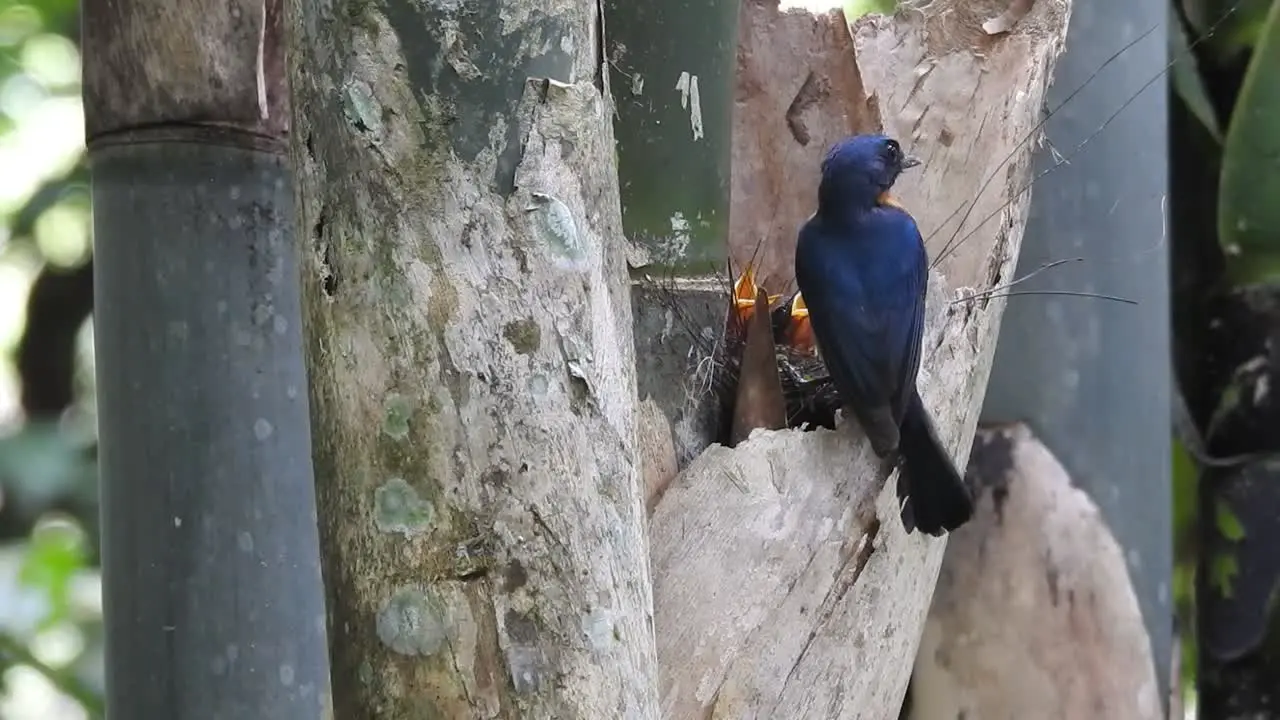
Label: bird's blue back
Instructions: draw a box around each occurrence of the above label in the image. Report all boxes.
[795,134,973,536]
[795,205,928,424]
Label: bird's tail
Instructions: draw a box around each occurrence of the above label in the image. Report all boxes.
[896,389,974,536]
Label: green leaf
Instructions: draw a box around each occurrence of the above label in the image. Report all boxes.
[1183,0,1274,61]
[843,0,897,22]
[1173,561,1196,612]
[1172,437,1199,562]
[1218,0,1280,286]
[1206,376,1244,439]
[1212,551,1240,598]
[1171,16,1222,141]
[18,519,87,628]
[1215,499,1247,542]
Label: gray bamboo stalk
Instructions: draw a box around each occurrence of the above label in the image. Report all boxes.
[82,0,331,716]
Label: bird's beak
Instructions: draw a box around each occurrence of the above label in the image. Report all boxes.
[900,153,922,170]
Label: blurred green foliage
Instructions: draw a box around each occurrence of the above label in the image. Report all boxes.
[1170,0,1279,713]
[0,0,100,717]
[1172,0,1280,289]
[1171,438,1197,702]
[1171,17,1222,140]
[1183,0,1274,56]
[1217,0,1280,285]
[844,0,897,21]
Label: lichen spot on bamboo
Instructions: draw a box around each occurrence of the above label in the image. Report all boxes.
[581,605,615,650]
[382,392,412,440]
[342,79,383,138]
[253,418,274,441]
[503,318,542,355]
[527,191,585,267]
[375,586,448,657]
[373,477,435,537]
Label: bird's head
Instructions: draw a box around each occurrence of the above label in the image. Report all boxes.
[817,134,921,218]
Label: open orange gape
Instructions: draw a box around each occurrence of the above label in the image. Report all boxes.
[726,261,811,353]
[717,261,842,441]
[728,262,779,326]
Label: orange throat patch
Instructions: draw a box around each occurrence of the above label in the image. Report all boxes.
[877,192,907,212]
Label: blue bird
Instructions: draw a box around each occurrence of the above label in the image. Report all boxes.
[794,134,974,536]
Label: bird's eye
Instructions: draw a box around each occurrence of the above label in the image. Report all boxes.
[884,139,901,160]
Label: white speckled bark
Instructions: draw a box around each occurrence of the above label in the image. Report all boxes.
[290,2,658,718]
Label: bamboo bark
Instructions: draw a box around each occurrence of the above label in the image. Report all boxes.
[287,2,658,717]
[82,0,330,717]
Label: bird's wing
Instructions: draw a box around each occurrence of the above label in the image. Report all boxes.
[889,222,928,425]
[804,284,894,409]
[796,227,891,410]
[796,212,928,426]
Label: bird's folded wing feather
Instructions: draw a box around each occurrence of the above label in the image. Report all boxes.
[806,289,896,411]
[797,216,928,425]
[892,226,928,424]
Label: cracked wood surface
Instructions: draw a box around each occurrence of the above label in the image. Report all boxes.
[729,2,878,292]
[647,1,1071,717]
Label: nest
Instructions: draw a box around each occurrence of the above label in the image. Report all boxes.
[648,263,844,446]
